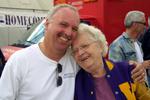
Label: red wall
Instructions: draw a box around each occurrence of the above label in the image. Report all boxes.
[54,0,150,44]
[104,0,150,44]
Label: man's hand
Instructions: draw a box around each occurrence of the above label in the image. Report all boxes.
[129,61,146,83]
[142,60,150,69]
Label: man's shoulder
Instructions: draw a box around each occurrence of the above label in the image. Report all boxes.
[110,61,132,75]
[114,61,130,68]
[105,60,129,70]
[110,34,125,47]
[9,44,38,61]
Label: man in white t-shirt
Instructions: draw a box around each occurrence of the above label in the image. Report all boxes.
[0,4,80,100]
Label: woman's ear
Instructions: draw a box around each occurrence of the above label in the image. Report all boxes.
[99,42,108,57]
[98,43,104,55]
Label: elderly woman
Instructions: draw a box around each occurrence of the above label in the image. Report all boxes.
[72,23,150,100]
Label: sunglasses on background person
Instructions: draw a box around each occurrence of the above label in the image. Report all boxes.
[133,21,146,26]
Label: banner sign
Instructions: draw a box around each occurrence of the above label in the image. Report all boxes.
[0,10,46,27]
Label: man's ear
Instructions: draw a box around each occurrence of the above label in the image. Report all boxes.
[45,19,49,27]
[44,19,50,32]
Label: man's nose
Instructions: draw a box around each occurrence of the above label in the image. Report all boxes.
[65,27,73,36]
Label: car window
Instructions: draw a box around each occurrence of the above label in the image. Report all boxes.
[24,19,45,46]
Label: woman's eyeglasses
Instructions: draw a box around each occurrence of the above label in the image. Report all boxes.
[56,63,62,87]
[72,41,97,56]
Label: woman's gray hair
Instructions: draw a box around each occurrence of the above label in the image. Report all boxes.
[124,10,145,28]
[46,4,78,20]
[78,23,108,57]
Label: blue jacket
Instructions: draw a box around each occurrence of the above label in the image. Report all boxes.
[109,32,142,62]
[74,59,136,100]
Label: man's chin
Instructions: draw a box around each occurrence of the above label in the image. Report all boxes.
[57,46,68,52]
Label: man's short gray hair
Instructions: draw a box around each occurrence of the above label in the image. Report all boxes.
[124,10,145,28]
[78,23,108,57]
[46,4,78,20]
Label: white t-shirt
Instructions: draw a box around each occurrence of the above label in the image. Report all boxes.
[134,41,143,63]
[134,41,149,85]
[0,44,79,100]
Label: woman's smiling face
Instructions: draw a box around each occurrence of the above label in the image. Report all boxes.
[72,32,103,74]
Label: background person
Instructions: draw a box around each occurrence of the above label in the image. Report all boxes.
[141,17,150,85]
[108,10,150,85]
[141,17,150,60]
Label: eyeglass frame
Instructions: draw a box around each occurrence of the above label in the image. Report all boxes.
[71,41,98,56]
[56,63,63,87]
[133,21,146,26]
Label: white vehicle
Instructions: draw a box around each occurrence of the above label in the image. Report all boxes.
[1,19,45,61]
